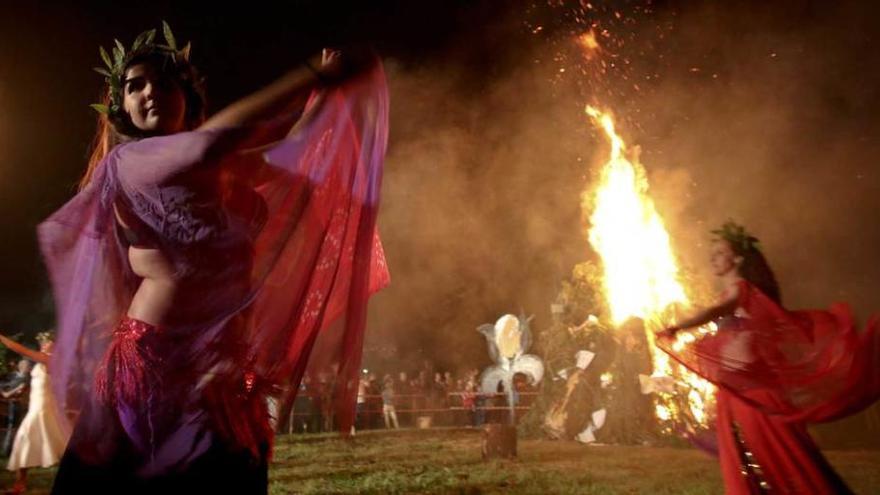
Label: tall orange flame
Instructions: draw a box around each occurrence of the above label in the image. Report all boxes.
[583,106,687,326]
[583,106,714,429]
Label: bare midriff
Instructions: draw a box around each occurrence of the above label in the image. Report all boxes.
[126,246,177,326]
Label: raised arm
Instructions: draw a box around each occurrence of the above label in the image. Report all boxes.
[199,52,330,131]
[115,50,368,187]
[660,286,739,337]
[0,335,49,365]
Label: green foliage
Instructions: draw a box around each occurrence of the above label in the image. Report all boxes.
[519,261,615,438]
[162,20,177,50]
[711,219,760,254]
[556,261,607,326]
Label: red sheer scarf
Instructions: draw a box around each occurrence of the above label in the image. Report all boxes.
[658,280,880,423]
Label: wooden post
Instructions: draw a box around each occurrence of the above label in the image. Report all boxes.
[482,423,517,459]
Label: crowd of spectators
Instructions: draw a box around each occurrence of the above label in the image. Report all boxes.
[1,357,538,441]
[279,365,537,434]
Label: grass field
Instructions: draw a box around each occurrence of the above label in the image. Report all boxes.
[4,428,880,494]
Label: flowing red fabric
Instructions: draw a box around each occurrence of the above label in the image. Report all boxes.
[38,60,389,472]
[658,280,880,422]
[658,280,880,493]
[712,389,853,494]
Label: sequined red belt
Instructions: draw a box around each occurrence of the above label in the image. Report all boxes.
[94,316,163,405]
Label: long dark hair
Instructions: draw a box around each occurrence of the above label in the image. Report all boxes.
[735,244,782,303]
[714,221,782,303]
[79,51,205,191]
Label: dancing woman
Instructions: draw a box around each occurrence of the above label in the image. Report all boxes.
[42,22,390,494]
[0,333,70,495]
[657,222,880,494]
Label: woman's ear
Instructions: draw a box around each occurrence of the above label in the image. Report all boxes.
[734,255,744,266]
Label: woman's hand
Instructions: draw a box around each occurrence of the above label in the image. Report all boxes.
[201,47,365,132]
[318,48,343,81]
[312,47,373,86]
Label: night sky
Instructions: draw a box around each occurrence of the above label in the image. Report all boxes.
[1,0,879,392]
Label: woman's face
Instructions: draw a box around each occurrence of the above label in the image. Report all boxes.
[39,341,54,354]
[710,239,741,277]
[122,63,187,135]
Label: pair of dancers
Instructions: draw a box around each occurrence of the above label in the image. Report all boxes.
[26,20,880,495]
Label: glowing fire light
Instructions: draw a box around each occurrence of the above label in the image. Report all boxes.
[577,30,602,58]
[582,106,714,430]
[583,106,686,326]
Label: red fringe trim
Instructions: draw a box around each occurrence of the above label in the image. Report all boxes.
[94,316,162,405]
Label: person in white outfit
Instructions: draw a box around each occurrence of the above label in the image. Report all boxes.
[0,332,70,494]
[382,377,399,429]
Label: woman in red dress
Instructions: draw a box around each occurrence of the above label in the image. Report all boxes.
[658,222,880,494]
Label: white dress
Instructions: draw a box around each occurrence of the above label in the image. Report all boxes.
[6,363,70,470]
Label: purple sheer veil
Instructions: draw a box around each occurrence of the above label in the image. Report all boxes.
[39,59,390,454]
